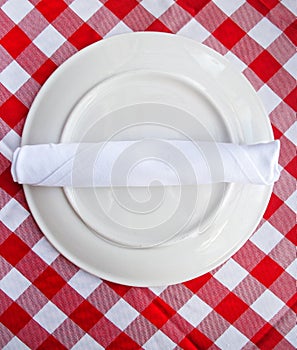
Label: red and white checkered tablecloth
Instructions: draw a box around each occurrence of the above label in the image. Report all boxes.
[0,1,296,349]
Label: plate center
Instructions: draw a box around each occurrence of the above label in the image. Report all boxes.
[61,70,233,248]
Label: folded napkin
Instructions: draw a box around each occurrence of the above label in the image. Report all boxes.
[11,140,280,187]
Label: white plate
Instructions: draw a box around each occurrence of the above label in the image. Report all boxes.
[22,32,273,286]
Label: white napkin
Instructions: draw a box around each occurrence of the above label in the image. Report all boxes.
[11,140,280,187]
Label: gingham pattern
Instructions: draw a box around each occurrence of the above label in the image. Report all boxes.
[0,1,296,349]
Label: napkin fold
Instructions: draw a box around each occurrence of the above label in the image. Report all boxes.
[11,140,280,187]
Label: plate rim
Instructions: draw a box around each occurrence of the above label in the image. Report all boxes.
[21,32,274,286]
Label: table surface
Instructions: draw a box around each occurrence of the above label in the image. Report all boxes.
[0,1,296,349]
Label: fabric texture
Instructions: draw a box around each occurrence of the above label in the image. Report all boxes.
[0,1,296,349]
[11,141,280,186]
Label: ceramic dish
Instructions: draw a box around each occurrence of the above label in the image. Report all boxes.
[22,32,273,286]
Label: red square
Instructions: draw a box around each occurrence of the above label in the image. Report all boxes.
[284,19,297,46]
[286,225,297,245]
[36,0,68,22]
[251,256,284,288]
[0,168,21,197]
[0,234,30,266]
[142,297,176,328]
[287,293,297,312]
[179,328,213,349]
[33,266,66,299]
[285,157,297,179]
[177,0,210,16]
[214,293,249,323]
[249,51,282,83]
[272,125,282,139]
[213,18,246,49]
[106,333,140,350]
[0,302,31,334]
[68,24,101,51]
[69,300,103,332]
[247,0,278,15]
[105,281,131,297]
[1,26,31,59]
[105,0,138,19]
[183,273,212,293]
[251,323,283,349]
[0,95,28,128]
[284,87,297,111]
[145,19,172,32]
[263,193,283,220]
[32,59,57,85]
[37,335,67,350]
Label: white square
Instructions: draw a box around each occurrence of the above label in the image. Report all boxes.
[33,25,66,57]
[68,270,102,298]
[178,295,212,326]
[105,299,138,331]
[104,22,132,38]
[213,0,245,16]
[284,54,297,80]
[285,191,297,213]
[286,259,297,279]
[250,222,283,254]
[251,290,285,321]
[215,326,249,349]
[214,259,248,290]
[149,285,167,296]
[3,336,30,350]
[285,325,297,347]
[224,51,247,72]
[32,237,59,265]
[0,199,29,231]
[34,301,67,333]
[141,0,174,18]
[0,61,30,94]
[177,19,210,42]
[0,129,21,161]
[284,121,297,145]
[248,18,281,48]
[72,334,104,349]
[143,330,176,350]
[257,84,281,114]
[281,0,297,16]
[70,0,103,21]
[1,268,31,301]
[1,0,33,24]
